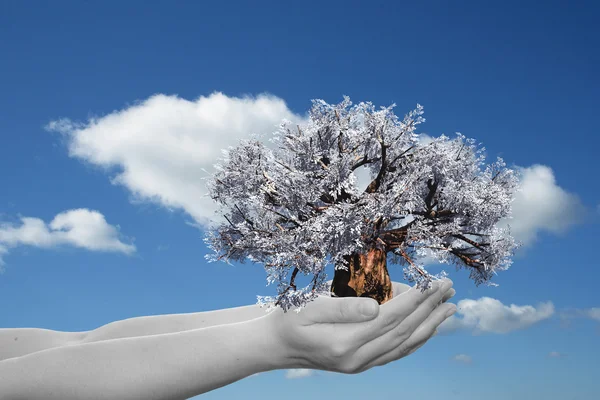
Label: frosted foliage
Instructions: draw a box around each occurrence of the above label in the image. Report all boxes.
[204,97,521,312]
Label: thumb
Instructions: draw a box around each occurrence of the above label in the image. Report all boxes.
[310,296,380,324]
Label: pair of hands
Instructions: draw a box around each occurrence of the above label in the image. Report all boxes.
[266,278,456,374]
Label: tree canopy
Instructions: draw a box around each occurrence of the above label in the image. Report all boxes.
[204,97,520,311]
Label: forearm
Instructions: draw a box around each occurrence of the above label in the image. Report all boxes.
[0,329,85,362]
[0,314,291,400]
[0,304,268,362]
[81,304,268,344]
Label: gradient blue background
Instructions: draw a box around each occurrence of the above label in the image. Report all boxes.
[1,1,598,399]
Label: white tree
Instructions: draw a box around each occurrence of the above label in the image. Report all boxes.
[204,97,521,312]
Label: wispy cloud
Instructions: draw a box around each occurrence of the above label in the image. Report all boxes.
[452,354,473,364]
[285,369,316,379]
[0,209,135,267]
[583,308,600,321]
[548,351,567,358]
[559,307,600,327]
[438,297,554,334]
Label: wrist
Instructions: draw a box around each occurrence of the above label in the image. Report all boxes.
[260,310,311,371]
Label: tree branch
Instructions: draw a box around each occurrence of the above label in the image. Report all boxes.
[424,178,438,211]
[306,201,331,212]
[378,219,418,251]
[274,267,300,307]
[234,204,254,228]
[317,158,329,169]
[273,159,296,173]
[365,128,389,194]
[410,244,486,270]
[461,232,491,237]
[223,215,238,230]
[451,234,490,250]
[388,145,415,168]
[351,155,380,171]
[263,206,301,228]
[397,247,427,277]
[319,193,335,203]
[413,209,454,219]
[455,143,465,161]
[335,110,346,155]
[450,248,484,269]
[388,120,414,146]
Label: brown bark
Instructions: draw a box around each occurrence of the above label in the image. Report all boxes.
[330,246,393,305]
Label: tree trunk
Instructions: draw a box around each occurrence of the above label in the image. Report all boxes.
[330,246,393,305]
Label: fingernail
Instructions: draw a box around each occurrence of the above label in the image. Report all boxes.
[442,279,452,291]
[445,305,457,318]
[360,300,379,317]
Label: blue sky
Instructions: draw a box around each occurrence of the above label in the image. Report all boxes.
[1,1,599,399]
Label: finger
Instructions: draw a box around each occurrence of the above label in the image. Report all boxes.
[386,279,446,319]
[377,284,439,331]
[397,302,456,356]
[353,278,453,357]
[405,337,427,356]
[315,280,445,327]
[441,288,456,304]
[307,295,380,324]
[327,281,441,299]
[364,302,456,369]
[392,282,411,297]
[355,279,451,347]
[404,302,456,348]
[314,279,451,337]
[327,280,443,301]
[350,279,448,346]
[396,279,453,334]
[383,278,451,331]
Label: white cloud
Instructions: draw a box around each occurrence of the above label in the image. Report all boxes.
[285,369,315,379]
[452,354,472,364]
[417,133,435,146]
[0,209,135,266]
[500,164,584,246]
[47,92,306,226]
[438,296,554,334]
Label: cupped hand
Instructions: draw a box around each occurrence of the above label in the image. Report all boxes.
[266,278,456,374]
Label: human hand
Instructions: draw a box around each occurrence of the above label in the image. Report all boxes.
[266,278,456,374]
[325,279,455,304]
